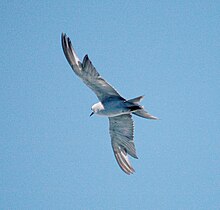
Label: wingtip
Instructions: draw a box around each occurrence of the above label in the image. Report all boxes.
[113,149,136,175]
[61,33,72,47]
[61,33,67,49]
[61,32,66,40]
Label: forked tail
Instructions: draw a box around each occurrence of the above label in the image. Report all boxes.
[127,95,158,120]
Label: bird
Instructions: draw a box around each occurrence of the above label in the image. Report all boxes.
[61,33,158,175]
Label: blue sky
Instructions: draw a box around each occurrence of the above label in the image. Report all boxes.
[1,1,220,209]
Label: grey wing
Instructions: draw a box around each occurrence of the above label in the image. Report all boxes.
[109,114,138,175]
[61,33,123,102]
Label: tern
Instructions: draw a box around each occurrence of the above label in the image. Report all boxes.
[61,33,158,175]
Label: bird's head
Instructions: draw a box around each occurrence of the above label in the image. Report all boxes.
[90,102,104,116]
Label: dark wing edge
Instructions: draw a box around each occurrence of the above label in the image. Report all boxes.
[61,33,82,77]
[109,114,138,175]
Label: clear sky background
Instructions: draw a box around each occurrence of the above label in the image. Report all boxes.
[1,1,220,209]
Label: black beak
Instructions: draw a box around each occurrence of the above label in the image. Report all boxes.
[90,112,94,117]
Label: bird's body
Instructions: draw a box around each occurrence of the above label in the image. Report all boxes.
[61,33,158,175]
[92,98,142,117]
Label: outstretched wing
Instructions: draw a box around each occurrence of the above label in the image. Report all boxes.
[61,33,123,102]
[109,114,138,175]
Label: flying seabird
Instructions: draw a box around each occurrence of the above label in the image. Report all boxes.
[61,33,158,175]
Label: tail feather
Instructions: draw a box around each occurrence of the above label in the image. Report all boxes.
[127,95,158,120]
[127,96,144,104]
[133,109,158,120]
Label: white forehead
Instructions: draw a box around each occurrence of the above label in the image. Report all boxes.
[92,102,103,109]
